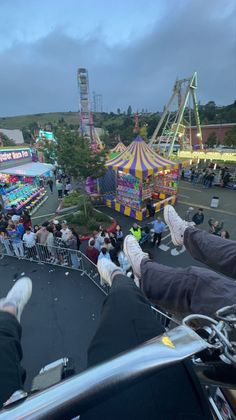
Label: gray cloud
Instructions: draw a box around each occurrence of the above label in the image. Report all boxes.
[0,0,235,116]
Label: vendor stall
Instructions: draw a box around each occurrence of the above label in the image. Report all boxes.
[0,160,54,215]
[104,135,181,220]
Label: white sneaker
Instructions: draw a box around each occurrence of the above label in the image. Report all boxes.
[123,235,149,279]
[97,259,122,286]
[0,277,32,322]
[164,205,195,246]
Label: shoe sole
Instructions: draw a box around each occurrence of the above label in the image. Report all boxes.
[164,206,180,246]
[123,236,141,278]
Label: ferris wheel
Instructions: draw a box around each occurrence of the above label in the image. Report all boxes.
[149,72,203,156]
[77,68,103,151]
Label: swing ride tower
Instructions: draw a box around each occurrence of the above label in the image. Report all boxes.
[149,72,203,156]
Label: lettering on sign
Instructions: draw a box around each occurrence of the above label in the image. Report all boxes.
[0,149,30,163]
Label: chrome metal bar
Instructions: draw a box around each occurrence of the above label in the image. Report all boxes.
[0,325,209,419]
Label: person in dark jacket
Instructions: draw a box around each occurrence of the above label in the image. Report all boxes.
[146,198,155,217]
[47,178,54,194]
[192,208,204,225]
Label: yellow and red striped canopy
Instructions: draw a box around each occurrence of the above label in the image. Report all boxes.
[106,136,179,180]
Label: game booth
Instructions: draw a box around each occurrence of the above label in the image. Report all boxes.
[104,136,181,221]
[0,147,54,215]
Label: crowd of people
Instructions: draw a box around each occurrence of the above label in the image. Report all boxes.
[0,212,81,268]
[85,225,132,274]
[182,166,233,188]
[185,207,230,238]
[39,170,73,199]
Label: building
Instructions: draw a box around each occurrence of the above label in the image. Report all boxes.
[0,129,25,145]
[187,123,236,145]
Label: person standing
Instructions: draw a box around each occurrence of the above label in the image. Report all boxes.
[66,228,81,269]
[192,208,204,226]
[222,171,231,188]
[60,221,71,243]
[7,223,24,258]
[23,227,37,260]
[129,223,142,242]
[151,217,166,247]
[21,210,31,230]
[56,179,63,199]
[64,181,72,196]
[86,239,99,264]
[35,222,49,261]
[47,178,54,194]
[146,198,155,217]
[115,225,123,244]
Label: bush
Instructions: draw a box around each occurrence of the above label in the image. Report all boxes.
[87,217,99,231]
[63,191,81,208]
[94,211,111,223]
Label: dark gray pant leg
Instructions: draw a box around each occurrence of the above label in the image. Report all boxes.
[0,312,24,406]
[184,227,236,279]
[141,259,236,317]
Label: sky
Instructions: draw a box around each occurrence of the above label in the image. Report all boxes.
[0,0,235,116]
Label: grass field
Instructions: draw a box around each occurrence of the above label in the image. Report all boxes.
[0,112,80,129]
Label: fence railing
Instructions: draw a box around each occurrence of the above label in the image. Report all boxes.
[0,238,170,323]
[0,238,109,295]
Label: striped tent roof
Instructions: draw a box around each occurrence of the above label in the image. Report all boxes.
[106,135,180,180]
[110,141,126,153]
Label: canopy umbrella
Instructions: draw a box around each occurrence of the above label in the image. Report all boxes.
[106,136,179,180]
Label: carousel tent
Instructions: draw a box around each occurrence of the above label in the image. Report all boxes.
[106,135,179,179]
[110,141,126,154]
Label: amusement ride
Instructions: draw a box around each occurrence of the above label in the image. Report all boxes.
[77,68,103,152]
[149,72,203,155]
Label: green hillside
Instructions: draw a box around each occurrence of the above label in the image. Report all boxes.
[0,112,80,130]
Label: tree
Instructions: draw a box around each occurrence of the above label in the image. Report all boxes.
[22,128,33,144]
[0,132,15,146]
[224,126,236,147]
[57,129,106,214]
[206,132,217,148]
[127,105,132,116]
[117,108,121,115]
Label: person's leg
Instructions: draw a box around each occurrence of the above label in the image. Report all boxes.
[124,234,236,317]
[18,242,24,258]
[156,232,162,247]
[13,243,20,258]
[184,227,236,279]
[164,205,236,279]
[152,232,157,246]
[0,277,32,406]
[141,258,236,317]
[82,260,211,420]
[0,311,24,406]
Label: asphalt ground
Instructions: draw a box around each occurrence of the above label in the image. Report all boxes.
[0,258,105,391]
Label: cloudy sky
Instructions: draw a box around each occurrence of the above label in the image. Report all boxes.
[0,0,235,116]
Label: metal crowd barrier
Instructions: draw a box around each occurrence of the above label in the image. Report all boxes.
[0,238,109,295]
[0,238,172,323]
